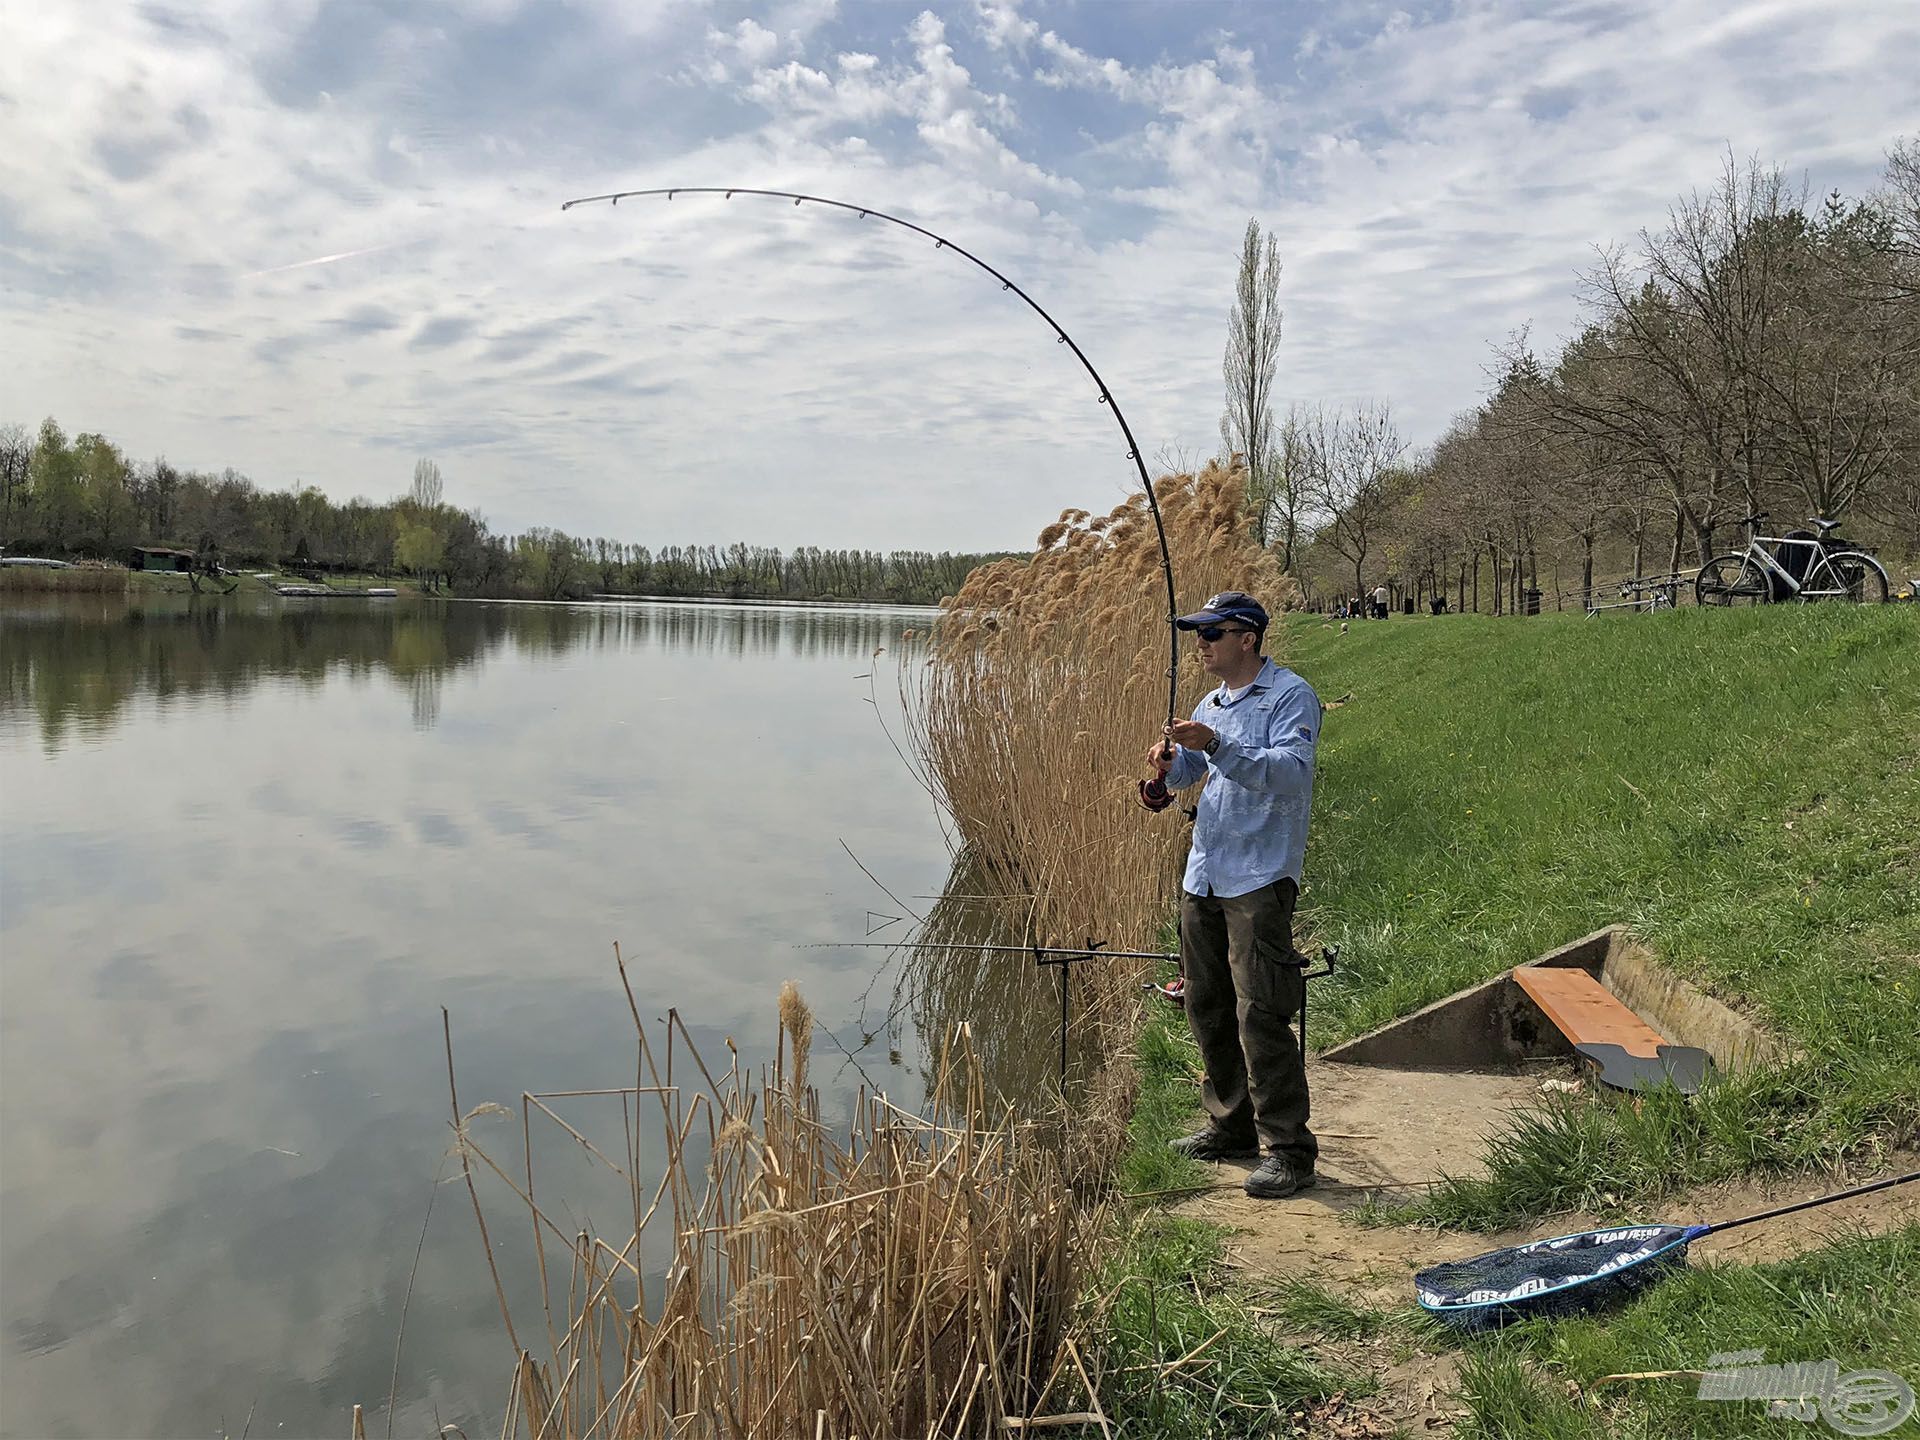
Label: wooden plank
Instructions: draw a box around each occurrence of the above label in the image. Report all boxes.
[1513,965,1668,1056]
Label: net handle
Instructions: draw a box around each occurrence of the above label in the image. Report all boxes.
[1698,1168,1920,1238]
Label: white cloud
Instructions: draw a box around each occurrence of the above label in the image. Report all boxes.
[1,0,1914,554]
[972,0,1037,52]
[699,17,785,82]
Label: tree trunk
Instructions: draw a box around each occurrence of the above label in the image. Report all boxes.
[1691,515,1716,568]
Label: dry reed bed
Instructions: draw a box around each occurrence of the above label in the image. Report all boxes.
[427,970,1106,1440]
[904,460,1293,1004]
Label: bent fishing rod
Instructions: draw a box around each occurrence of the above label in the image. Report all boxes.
[560,186,1184,776]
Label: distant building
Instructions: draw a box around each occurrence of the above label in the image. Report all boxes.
[130,547,195,573]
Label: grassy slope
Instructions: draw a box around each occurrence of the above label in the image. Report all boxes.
[1095,603,1919,1436]
[1280,604,1920,1222]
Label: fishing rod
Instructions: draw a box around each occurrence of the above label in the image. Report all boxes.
[559,185,1184,783]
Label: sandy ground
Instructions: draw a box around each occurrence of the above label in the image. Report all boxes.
[1167,1059,1920,1434]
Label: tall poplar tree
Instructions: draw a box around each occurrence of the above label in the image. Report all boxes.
[1221,218,1287,555]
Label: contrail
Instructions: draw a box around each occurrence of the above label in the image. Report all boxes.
[242,241,411,279]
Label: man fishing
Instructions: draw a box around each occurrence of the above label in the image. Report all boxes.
[1143,590,1320,1199]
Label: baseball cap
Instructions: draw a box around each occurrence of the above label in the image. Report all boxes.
[1175,590,1269,632]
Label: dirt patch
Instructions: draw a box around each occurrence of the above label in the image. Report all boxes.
[1280,1340,1469,1436]
[1306,1060,1563,1191]
[1177,1062,1567,1303]
[1170,1064,1568,1434]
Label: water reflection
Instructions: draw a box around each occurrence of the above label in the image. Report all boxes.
[0,595,930,752]
[891,849,1125,1109]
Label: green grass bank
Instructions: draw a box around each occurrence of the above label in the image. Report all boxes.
[1288,603,1919,1224]
[1092,601,1918,1435]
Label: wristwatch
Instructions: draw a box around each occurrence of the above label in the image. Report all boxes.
[1202,731,1221,757]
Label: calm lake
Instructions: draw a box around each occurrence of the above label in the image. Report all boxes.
[0,593,1057,1439]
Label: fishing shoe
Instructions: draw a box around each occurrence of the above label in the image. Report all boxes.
[1169,1125,1259,1162]
[1244,1153,1317,1200]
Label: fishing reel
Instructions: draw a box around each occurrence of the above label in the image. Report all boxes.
[1140,738,1178,812]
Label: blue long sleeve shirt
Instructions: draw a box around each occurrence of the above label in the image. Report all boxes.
[1163,657,1320,898]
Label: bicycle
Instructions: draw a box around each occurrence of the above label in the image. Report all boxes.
[1694,513,1889,606]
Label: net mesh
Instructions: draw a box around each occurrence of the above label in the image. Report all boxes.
[1415,1224,1701,1333]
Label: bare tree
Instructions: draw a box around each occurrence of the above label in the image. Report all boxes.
[410,456,444,509]
[1307,401,1405,599]
[1881,136,1920,298]
[1221,218,1287,553]
[1270,404,1315,575]
[0,423,30,540]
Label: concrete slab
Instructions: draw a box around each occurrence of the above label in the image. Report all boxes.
[1320,925,1785,1076]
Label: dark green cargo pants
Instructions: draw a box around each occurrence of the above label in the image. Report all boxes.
[1180,878,1318,1166]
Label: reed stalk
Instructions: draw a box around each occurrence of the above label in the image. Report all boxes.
[425,989,1106,1439]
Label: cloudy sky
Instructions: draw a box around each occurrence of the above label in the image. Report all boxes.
[4,1,1915,552]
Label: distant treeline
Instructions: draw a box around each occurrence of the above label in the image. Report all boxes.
[0,422,1012,604]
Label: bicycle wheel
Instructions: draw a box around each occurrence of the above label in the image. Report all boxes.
[1695,554,1770,606]
[1823,552,1889,604]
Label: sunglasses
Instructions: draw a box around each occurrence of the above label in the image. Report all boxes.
[1195,624,1253,642]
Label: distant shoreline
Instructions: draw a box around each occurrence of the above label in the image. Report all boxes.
[0,565,952,611]
[584,592,942,612]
